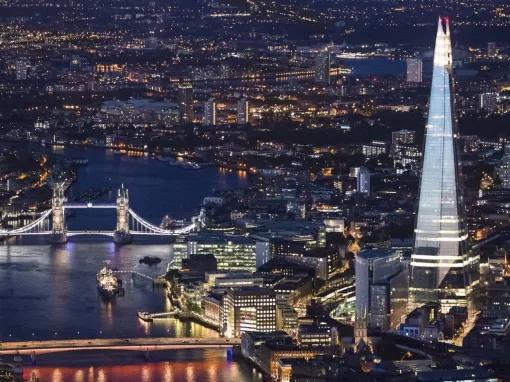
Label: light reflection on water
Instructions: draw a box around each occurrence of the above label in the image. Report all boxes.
[0,243,219,341]
[25,351,263,382]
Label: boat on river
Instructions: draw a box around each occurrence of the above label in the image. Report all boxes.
[96,261,122,298]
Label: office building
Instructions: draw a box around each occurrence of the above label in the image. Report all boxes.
[178,84,193,123]
[497,146,510,189]
[406,58,423,83]
[181,253,217,274]
[479,92,498,113]
[488,42,497,57]
[362,140,387,158]
[241,332,320,379]
[186,234,260,272]
[15,59,28,80]
[392,129,416,146]
[237,99,249,124]
[223,287,277,338]
[410,17,479,311]
[276,303,299,334]
[297,322,338,347]
[315,50,330,84]
[355,249,408,342]
[203,99,216,125]
[357,167,370,195]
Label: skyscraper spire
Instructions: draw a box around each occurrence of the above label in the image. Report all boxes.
[410,17,479,311]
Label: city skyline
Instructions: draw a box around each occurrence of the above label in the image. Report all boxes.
[1,2,510,381]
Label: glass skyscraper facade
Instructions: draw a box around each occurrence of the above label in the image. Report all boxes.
[410,17,479,310]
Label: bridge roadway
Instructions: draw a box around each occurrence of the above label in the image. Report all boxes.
[0,337,239,355]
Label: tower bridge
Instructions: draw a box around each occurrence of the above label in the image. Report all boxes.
[0,184,202,244]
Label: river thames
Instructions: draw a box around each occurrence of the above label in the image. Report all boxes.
[0,147,261,381]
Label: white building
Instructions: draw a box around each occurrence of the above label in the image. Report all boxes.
[357,167,371,195]
[406,58,423,83]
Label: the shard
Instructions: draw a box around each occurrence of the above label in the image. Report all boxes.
[410,17,479,311]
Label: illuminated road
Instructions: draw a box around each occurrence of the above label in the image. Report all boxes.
[0,337,240,355]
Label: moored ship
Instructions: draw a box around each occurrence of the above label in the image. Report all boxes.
[96,262,122,298]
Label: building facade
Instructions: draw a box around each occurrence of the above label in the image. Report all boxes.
[406,58,423,83]
[203,99,216,125]
[178,84,193,123]
[410,17,479,311]
[237,99,249,124]
[315,50,330,84]
[355,249,408,338]
[223,287,277,338]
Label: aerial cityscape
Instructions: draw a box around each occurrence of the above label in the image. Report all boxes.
[1,1,510,381]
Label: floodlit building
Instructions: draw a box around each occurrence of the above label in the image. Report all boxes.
[223,287,277,338]
[410,17,479,312]
[170,235,267,272]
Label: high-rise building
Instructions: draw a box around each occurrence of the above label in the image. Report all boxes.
[178,84,193,123]
[203,99,216,125]
[497,145,510,189]
[237,99,249,124]
[15,59,28,80]
[357,167,370,195]
[487,42,497,58]
[315,50,330,84]
[355,249,408,343]
[406,58,423,83]
[410,17,479,312]
[479,92,498,113]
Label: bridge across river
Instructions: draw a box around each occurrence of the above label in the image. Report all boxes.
[0,184,203,243]
[0,337,239,355]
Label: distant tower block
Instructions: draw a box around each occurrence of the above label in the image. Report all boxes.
[114,185,132,244]
[51,183,67,244]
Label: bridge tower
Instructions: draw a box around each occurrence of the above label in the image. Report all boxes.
[50,183,67,244]
[114,185,132,244]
